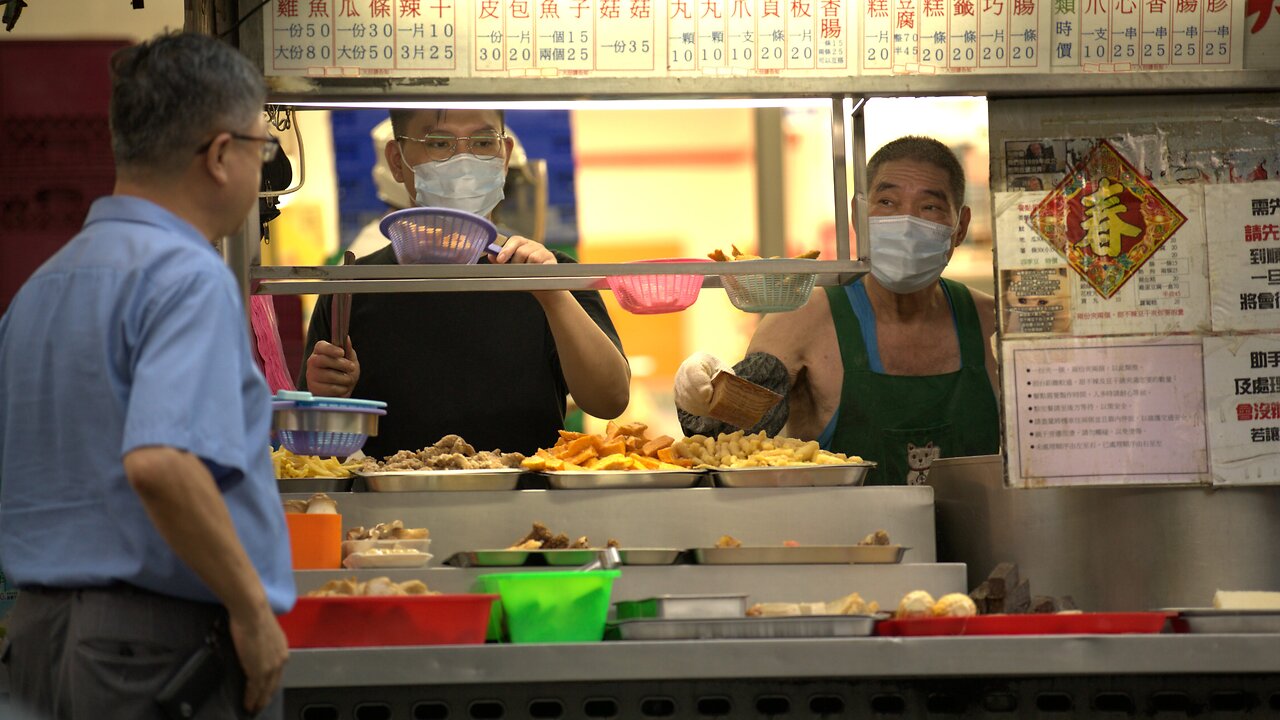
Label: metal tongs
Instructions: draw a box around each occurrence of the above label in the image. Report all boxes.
[330,251,355,349]
[578,546,621,572]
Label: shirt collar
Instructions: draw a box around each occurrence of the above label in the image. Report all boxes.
[83,195,216,253]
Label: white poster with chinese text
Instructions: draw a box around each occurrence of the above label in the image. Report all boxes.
[860,0,1051,74]
[1207,180,1280,332]
[1050,0,1244,72]
[1002,336,1209,487]
[1204,334,1280,485]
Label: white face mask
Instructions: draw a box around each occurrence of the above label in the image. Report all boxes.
[869,215,956,294]
[410,154,507,216]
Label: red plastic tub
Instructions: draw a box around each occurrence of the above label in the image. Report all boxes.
[876,612,1173,637]
[278,594,499,648]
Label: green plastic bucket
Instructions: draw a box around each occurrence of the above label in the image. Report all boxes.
[473,570,621,643]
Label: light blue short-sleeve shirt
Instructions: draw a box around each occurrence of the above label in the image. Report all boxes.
[0,196,295,614]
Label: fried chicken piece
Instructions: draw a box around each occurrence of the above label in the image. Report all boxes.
[498,452,526,468]
[544,533,572,549]
[361,577,406,596]
[433,434,476,457]
[606,538,621,548]
[511,539,543,550]
[430,453,470,470]
[858,530,891,546]
[569,536,590,549]
[510,522,554,549]
[715,534,742,549]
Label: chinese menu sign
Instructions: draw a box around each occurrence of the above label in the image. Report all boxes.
[1203,334,1280,485]
[1002,336,1209,486]
[1206,180,1280,332]
[1028,139,1188,300]
[265,0,1243,75]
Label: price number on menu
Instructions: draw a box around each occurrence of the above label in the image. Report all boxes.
[610,39,652,54]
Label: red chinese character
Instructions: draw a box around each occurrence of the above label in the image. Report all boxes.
[791,0,812,16]
[401,0,421,14]
[897,7,915,25]
[764,0,779,13]
[823,0,841,15]
[821,16,842,34]
[924,0,945,15]
[869,0,889,15]
[574,0,589,16]
[1175,0,1195,12]
[1237,403,1253,421]
[369,0,391,15]
[541,0,559,16]
[309,0,328,15]
[953,0,975,14]
[630,0,651,15]
[1014,0,1034,13]
[278,0,299,16]
[731,0,752,15]
[1146,0,1164,10]
[339,0,360,15]
[702,0,721,17]
[984,0,1004,13]
[1115,0,1135,12]
[1264,224,1280,242]
[601,0,619,15]
[1085,0,1106,12]
[511,0,529,16]
[1206,0,1226,10]
[1247,0,1280,32]
[431,0,451,14]
[671,0,690,16]
[480,0,500,16]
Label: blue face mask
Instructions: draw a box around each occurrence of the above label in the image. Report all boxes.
[410,154,506,216]
[869,215,956,294]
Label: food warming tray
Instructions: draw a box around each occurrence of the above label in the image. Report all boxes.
[1169,609,1280,634]
[692,545,907,565]
[276,477,355,493]
[446,548,684,567]
[615,594,748,620]
[356,468,522,491]
[613,615,877,640]
[541,469,706,489]
[876,612,1173,636]
[711,463,876,488]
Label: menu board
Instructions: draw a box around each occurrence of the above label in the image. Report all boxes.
[994,186,1209,337]
[1207,180,1280,332]
[1204,334,1280,485]
[264,0,1243,75]
[1002,336,1209,487]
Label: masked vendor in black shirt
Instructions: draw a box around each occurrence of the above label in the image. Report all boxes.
[299,108,630,457]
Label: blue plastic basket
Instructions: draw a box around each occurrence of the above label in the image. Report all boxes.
[277,429,369,457]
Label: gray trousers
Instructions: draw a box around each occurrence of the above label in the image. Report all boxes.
[2,584,282,720]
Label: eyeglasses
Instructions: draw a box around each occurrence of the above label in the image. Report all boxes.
[196,132,282,163]
[397,133,506,162]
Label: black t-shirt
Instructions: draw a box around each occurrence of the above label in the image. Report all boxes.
[299,245,624,457]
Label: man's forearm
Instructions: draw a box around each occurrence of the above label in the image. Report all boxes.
[125,447,272,619]
[535,290,631,418]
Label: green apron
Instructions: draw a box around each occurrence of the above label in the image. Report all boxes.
[823,279,1000,486]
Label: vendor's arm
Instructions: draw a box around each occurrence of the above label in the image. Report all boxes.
[124,447,287,714]
[495,236,631,419]
[970,287,999,398]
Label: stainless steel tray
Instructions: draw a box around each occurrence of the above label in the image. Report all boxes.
[276,477,354,493]
[711,463,875,488]
[613,615,877,640]
[356,468,522,491]
[615,594,748,620]
[1169,609,1280,634]
[446,548,683,567]
[691,545,908,565]
[543,470,706,489]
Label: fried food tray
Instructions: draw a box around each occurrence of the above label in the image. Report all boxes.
[615,594,748,620]
[1169,609,1280,634]
[710,463,875,488]
[691,545,907,565]
[612,615,877,640]
[355,468,522,491]
[541,469,707,489]
[276,477,354,493]
[445,548,685,567]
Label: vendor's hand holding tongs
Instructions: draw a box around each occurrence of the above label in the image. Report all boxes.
[330,251,355,349]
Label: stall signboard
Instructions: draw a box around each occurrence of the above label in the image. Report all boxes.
[1206,180,1280,332]
[1204,334,1280,484]
[263,0,1246,75]
[1002,336,1209,486]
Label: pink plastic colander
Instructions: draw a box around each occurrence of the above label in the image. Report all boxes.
[606,259,705,315]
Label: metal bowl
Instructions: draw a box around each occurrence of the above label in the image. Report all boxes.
[272,407,381,436]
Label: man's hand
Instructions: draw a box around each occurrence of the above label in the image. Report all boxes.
[490,235,557,265]
[674,352,732,417]
[304,338,359,397]
[229,606,289,714]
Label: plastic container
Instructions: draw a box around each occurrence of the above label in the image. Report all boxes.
[606,259,705,314]
[380,207,500,265]
[341,538,432,559]
[272,401,384,458]
[720,266,818,313]
[285,513,342,570]
[473,570,620,643]
[278,594,499,648]
[875,612,1173,636]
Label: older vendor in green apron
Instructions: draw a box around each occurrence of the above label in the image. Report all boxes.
[675,135,1000,485]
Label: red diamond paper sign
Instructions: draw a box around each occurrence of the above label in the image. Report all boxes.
[1028,140,1188,300]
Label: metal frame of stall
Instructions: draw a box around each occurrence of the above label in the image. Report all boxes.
[221,1,1280,715]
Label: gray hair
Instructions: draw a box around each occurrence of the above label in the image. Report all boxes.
[109,32,266,175]
[867,135,966,210]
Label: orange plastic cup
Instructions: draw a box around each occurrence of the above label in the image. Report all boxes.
[285,513,342,569]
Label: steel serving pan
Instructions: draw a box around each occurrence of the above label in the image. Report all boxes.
[276,477,355,493]
[616,548,684,565]
[1169,609,1280,634]
[446,548,684,567]
[542,469,706,489]
[691,545,907,565]
[615,594,748,620]
[613,615,877,640]
[710,463,876,488]
[356,468,522,492]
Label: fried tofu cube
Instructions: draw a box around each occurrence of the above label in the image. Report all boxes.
[642,435,674,457]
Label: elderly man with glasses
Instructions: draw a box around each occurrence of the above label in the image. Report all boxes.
[299,108,631,458]
[0,32,292,719]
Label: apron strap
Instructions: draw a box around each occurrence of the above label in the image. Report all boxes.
[824,284,870,373]
[940,278,986,371]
